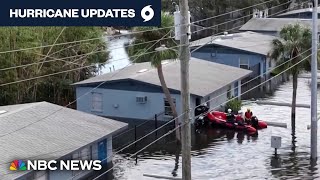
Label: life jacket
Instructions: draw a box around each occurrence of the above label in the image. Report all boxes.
[245,111,253,119]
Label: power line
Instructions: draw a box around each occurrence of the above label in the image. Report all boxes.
[0,51,311,178]
[0,2,298,174]
[0,43,311,169]
[0,30,173,139]
[0,2,294,146]
[37,27,67,73]
[0,41,274,87]
[0,39,312,179]
[91,51,313,180]
[0,0,292,56]
[0,2,293,85]
[0,1,291,72]
[70,38,314,180]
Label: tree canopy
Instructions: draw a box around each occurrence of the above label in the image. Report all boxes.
[0,27,108,106]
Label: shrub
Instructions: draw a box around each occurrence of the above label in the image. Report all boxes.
[225,97,242,113]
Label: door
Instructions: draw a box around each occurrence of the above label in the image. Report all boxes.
[98,139,107,164]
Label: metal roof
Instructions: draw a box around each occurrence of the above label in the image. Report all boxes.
[190,31,277,56]
[240,18,320,32]
[74,58,252,97]
[0,102,127,180]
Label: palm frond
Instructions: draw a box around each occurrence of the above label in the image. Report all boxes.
[271,24,312,74]
[127,12,176,67]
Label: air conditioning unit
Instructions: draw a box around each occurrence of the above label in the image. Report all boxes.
[136,96,147,104]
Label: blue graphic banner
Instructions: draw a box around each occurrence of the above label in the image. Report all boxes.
[0,0,161,26]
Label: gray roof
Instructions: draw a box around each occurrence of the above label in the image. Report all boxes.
[277,7,320,16]
[240,18,320,32]
[74,58,252,97]
[0,102,127,180]
[190,31,277,56]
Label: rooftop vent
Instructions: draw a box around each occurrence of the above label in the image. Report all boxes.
[137,69,148,73]
[0,110,7,115]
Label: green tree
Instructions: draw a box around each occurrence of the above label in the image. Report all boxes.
[127,13,180,140]
[270,24,311,143]
[0,27,107,106]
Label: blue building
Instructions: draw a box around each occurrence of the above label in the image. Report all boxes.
[276,6,320,19]
[0,102,127,180]
[191,31,277,95]
[73,58,251,121]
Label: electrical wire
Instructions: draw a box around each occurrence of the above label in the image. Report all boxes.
[0,45,312,177]
[91,51,313,180]
[0,3,298,165]
[0,1,291,72]
[0,0,292,55]
[0,1,293,85]
[0,3,302,178]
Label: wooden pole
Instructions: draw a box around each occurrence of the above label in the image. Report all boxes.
[179,0,192,178]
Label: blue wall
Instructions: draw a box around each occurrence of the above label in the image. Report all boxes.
[75,80,239,121]
[191,46,267,75]
[76,86,184,120]
[277,12,320,19]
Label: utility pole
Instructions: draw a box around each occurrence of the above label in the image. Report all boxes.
[179,0,191,178]
[311,0,318,160]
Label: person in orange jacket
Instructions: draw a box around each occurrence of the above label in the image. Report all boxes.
[245,108,253,123]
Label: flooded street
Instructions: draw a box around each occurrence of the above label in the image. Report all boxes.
[100,34,131,74]
[103,35,320,180]
[109,78,320,180]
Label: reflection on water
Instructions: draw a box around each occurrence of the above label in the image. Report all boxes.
[106,77,320,179]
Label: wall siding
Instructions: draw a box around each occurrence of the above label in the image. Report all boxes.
[191,47,267,76]
[76,79,240,122]
[203,86,230,111]
[76,87,183,120]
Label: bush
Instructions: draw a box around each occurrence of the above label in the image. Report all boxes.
[225,97,242,113]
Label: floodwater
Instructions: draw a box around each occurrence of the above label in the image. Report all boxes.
[105,78,320,180]
[99,33,131,74]
[102,34,320,180]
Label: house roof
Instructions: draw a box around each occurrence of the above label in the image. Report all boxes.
[240,18,320,32]
[73,58,252,97]
[190,31,277,56]
[0,102,127,180]
[276,7,320,17]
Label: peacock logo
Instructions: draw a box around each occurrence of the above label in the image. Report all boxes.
[10,160,27,171]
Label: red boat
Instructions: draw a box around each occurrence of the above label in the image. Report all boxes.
[206,111,268,134]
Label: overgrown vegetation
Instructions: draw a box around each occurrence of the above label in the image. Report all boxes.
[0,27,108,106]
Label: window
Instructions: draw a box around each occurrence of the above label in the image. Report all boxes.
[239,58,250,70]
[164,98,176,116]
[80,147,90,160]
[227,86,232,98]
[92,92,103,112]
[72,151,81,177]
